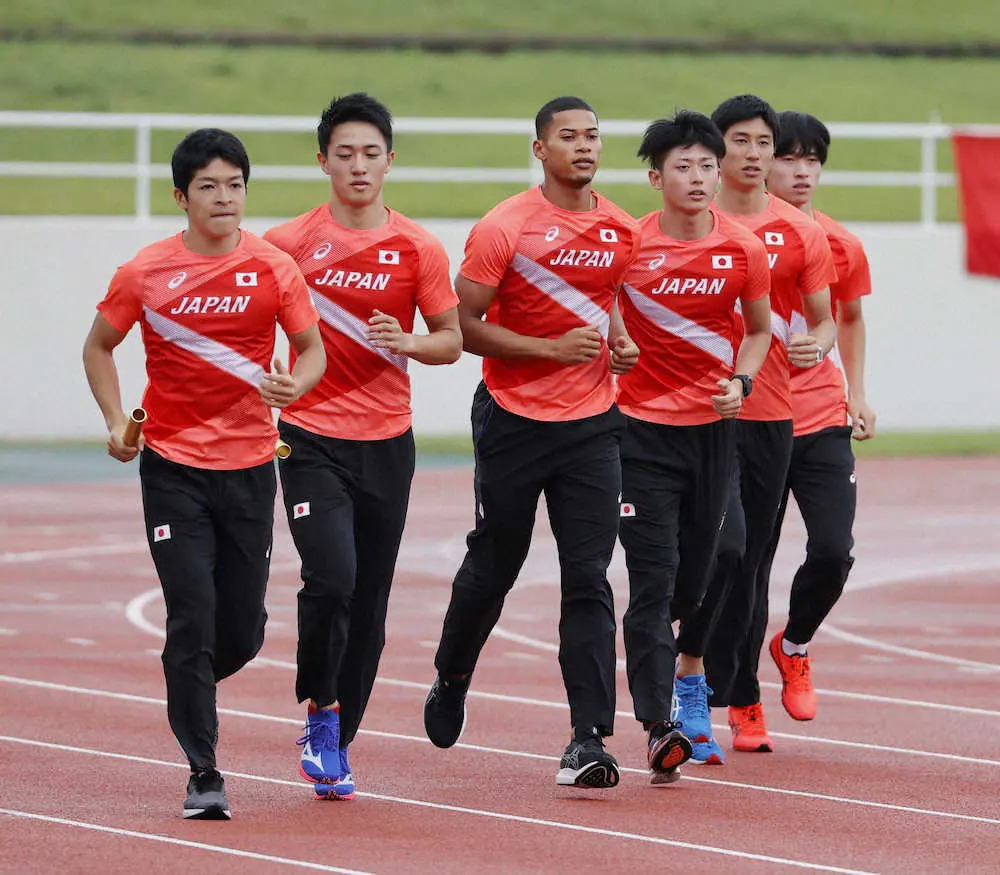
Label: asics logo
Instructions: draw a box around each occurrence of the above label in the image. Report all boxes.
[313,242,333,260]
[648,253,666,270]
[545,226,560,242]
[167,271,187,290]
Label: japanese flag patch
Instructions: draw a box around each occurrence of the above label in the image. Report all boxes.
[599,228,618,243]
[153,524,171,542]
[712,255,733,270]
[293,502,311,520]
[764,231,784,247]
[620,503,636,518]
[378,249,400,265]
[235,271,258,286]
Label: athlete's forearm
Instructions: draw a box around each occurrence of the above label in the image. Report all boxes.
[289,344,326,398]
[734,329,771,379]
[459,313,556,361]
[82,344,126,433]
[837,314,868,400]
[405,327,462,365]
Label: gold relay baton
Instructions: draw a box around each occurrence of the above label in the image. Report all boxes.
[275,439,292,460]
[122,407,147,448]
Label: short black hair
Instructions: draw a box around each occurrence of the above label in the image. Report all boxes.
[317,92,393,154]
[711,94,780,140]
[774,111,831,165]
[535,96,597,139]
[637,110,725,170]
[171,129,250,195]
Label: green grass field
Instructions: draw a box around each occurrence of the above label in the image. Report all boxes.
[0,41,988,220]
[7,0,1000,43]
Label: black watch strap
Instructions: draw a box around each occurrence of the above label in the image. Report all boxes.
[732,374,753,398]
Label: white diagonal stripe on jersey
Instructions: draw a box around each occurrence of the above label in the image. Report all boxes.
[791,309,844,368]
[735,299,791,347]
[311,291,408,373]
[770,311,791,346]
[624,284,733,367]
[511,254,610,338]
[143,307,266,387]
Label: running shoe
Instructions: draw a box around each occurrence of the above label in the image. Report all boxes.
[556,728,621,788]
[298,706,341,784]
[728,703,773,752]
[423,674,470,749]
[183,767,231,820]
[647,721,692,785]
[769,632,817,721]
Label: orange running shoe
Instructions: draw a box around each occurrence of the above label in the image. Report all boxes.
[728,703,773,752]
[769,632,817,721]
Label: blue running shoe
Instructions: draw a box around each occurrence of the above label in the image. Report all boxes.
[674,674,714,745]
[689,736,726,765]
[322,746,355,801]
[297,706,340,785]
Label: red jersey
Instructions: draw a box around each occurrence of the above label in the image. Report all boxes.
[460,186,640,421]
[617,210,771,426]
[264,206,458,440]
[97,231,318,470]
[789,209,872,436]
[726,195,837,421]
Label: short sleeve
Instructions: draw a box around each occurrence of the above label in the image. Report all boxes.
[273,255,319,336]
[96,262,143,333]
[459,214,519,287]
[740,235,771,302]
[836,237,872,304]
[415,236,460,317]
[799,223,838,296]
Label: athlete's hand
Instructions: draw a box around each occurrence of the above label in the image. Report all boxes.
[260,358,300,408]
[609,335,640,375]
[711,378,743,419]
[848,395,877,441]
[788,333,823,369]
[549,326,603,364]
[106,418,142,463]
[368,309,415,356]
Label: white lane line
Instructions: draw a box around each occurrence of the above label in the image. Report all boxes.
[2,678,998,824]
[821,624,1000,672]
[0,739,875,874]
[488,626,1000,717]
[0,807,374,874]
[0,542,148,564]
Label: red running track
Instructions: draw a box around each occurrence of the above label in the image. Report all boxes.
[1,457,998,874]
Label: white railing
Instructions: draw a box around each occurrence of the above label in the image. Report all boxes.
[0,111,968,228]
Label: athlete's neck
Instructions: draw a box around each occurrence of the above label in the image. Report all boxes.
[328,199,389,231]
[716,182,768,217]
[540,180,595,212]
[798,200,815,218]
[659,207,714,241]
[181,227,241,257]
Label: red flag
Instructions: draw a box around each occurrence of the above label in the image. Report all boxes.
[953,133,1000,278]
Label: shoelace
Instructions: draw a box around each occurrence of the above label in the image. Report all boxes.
[744,703,766,726]
[789,656,813,690]
[681,681,710,722]
[297,719,337,751]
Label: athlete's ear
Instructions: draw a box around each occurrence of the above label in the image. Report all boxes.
[532,138,546,162]
[385,150,395,172]
[173,188,188,212]
[317,151,331,176]
[648,169,663,191]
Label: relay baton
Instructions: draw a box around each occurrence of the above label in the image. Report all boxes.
[275,440,292,460]
[122,407,147,447]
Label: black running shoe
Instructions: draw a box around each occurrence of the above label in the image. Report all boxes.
[183,768,231,820]
[648,721,692,785]
[423,674,470,748]
[556,728,620,788]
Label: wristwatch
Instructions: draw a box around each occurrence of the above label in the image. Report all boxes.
[731,374,753,398]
